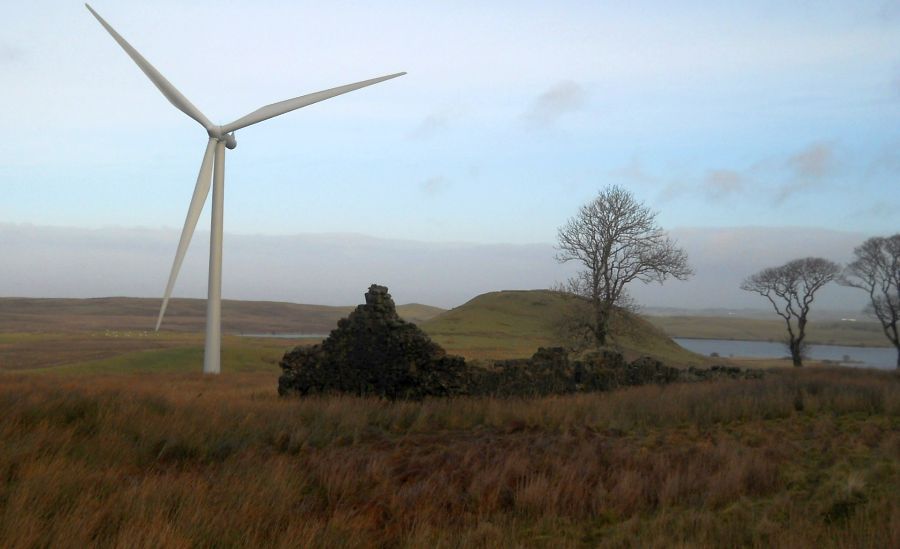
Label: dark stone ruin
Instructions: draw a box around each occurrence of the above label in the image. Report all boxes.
[278,284,762,400]
[278,285,468,399]
[471,348,760,397]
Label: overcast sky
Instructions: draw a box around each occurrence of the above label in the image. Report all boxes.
[1,1,898,307]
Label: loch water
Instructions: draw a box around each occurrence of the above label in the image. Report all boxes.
[675,338,895,369]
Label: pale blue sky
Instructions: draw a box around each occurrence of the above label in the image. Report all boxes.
[2,0,898,244]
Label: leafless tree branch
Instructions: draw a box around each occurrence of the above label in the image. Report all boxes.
[840,234,900,368]
[740,257,840,366]
[555,185,692,348]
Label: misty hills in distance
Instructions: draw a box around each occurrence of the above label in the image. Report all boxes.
[1,223,873,312]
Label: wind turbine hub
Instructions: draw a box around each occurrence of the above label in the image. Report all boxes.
[224,133,237,149]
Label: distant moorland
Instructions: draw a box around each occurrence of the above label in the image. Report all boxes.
[0,297,444,334]
[647,315,889,348]
[0,293,889,374]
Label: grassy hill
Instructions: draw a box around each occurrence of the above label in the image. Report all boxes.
[421,290,708,366]
[0,297,444,334]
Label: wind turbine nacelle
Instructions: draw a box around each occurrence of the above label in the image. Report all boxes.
[224,133,237,150]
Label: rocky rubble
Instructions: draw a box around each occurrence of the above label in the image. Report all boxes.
[278,285,467,399]
[466,348,760,397]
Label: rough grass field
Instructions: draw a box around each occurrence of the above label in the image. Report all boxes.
[1,291,897,546]
[0,332,308,373]
[0,368,897,547]
[646,315,890,348]
[0,297,444,334]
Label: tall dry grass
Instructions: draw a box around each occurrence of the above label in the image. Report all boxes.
[0,368,897,548]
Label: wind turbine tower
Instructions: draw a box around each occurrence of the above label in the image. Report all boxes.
[86,4,405,373]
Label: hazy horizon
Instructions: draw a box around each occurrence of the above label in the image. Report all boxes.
[1,222,875,313]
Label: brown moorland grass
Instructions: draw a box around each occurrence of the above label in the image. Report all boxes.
[0,297,444,334]
[0,368,898,548]
[0,332,305,372]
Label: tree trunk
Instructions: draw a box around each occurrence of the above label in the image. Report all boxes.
[896,347,899,369]
[594,303,608,348]
[790,339,803,367]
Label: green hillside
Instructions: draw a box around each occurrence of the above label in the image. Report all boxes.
[421,290,708,366]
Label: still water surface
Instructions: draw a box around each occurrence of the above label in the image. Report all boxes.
[674,338,895,369]
[242,333,895,369]
[241,333,326,339]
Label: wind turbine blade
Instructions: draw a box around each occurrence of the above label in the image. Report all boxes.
[155,139,217,331]
[85,4,214,131]
[220,72,406,133]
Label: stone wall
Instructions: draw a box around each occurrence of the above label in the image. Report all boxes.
[464,348,758,397]
[279,285,763,400]
[279,285,468,399]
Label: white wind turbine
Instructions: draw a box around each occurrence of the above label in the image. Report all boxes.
[86,4,405,374]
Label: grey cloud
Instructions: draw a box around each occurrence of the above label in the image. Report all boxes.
[609,158,658,186]
[419,176,449,195]
[658,181,690,202]
[611,159,745,203]
[409,109,453,140]
[703,170,744,201]
[775,142,836,203]
[788,142,835,179]
[774,180,815,203]
[619,143,838,206]
[0,42,22,64]
[523,80,587,128]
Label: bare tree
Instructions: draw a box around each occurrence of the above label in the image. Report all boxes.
[555,185,692,348]
[840,234,900,369]
[741,257,840,367]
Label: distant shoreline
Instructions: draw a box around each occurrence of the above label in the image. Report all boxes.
[670,335,893,350]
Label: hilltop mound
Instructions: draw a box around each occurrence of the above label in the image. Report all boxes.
[421,290,706,366]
